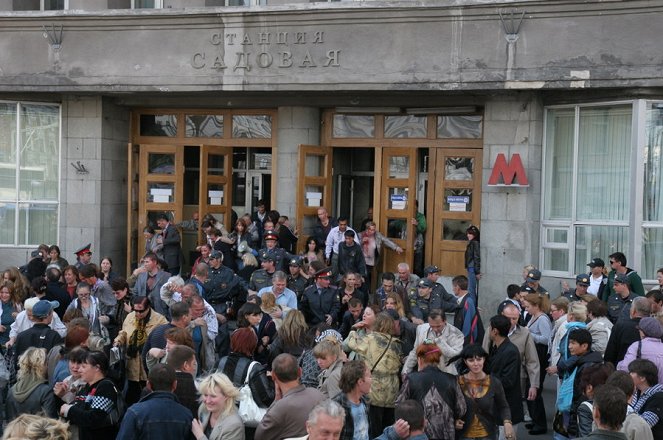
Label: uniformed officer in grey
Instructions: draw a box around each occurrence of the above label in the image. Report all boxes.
[409,278,443,325]
[287,257,308,300]
[424,265,459,314]
[249,251,277,294]
[259,229,292,272]
[204,250,245,356]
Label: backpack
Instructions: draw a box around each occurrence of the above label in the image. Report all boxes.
[95,379,126,427]
[559,322,587,361]
[556,366,577,412]
[218,355,274,408]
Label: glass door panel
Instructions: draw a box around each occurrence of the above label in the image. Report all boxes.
[431,148,482,277]
[137,145,183,260]
[380,148,417,274]
[199,146,233,233]
[297,145,332,252]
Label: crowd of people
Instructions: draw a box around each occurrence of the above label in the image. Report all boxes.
[1,205,663,440]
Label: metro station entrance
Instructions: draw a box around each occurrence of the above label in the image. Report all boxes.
[297,110,484,277]
[128,107,483,279]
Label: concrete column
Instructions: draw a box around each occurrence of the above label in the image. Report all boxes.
[59,95,129,271]
[99,98,130,270]
[275,106,320,218]
[61,95,103,264]
[480,93,544,312]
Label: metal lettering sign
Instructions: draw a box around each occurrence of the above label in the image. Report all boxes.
[487,153,529,186]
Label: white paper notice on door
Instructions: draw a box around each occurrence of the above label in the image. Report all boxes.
[151,188,172,203]
[306,192,322,207]
[209,190,224,205]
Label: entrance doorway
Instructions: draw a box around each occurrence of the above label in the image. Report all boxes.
[332,147,374,231]
[299,110,484,277]
[127,109,277,275]
[231,148,272,217]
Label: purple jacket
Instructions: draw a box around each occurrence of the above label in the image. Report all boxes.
[617,337,663,384]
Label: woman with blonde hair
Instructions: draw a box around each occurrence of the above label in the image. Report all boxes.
[6,347,58,419]
[313,338,344,398]
[268,309,313,365]
[191,372,244,440]
[259,292,285,330]
[3,413,70,440]
[345,312,401,437]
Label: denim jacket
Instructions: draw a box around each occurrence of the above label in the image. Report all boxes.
[116,391,193,440]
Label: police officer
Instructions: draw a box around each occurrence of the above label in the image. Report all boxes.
[562,274,591,302]
[409,278,442,325]
[204,250,245,356]
[423,265,458,313]
[249,252,277,294]
[287,257,308,300]
[299,267,340,326]
[259,229,291,272]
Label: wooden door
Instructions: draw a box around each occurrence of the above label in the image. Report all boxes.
[297,145,333,252]
[137,144,184,259]
[431,148,483,276]
[126,143,139,274]
[379,147,418,274]
[199,145,233,232]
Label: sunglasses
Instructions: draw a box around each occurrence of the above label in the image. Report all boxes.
[133,308,147,313]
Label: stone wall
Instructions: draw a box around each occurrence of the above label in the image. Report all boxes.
[99,98,130,270]
[61,95,103,265]
[275,106,320,219]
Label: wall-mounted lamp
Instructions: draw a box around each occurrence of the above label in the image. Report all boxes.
[71,161,89,175]
[42,24,63,50]
[499,9,525,43]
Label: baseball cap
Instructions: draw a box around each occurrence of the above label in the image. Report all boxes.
[32,300,59,318]
[209,250,223,260]
[587,258,605,268]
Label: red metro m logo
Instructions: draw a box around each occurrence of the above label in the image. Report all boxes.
[487,153,529,186]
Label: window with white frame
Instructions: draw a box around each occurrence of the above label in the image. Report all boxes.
[131,0,163,8]
[0,102,60,247]
[542,101,663,282]
[643,102,663,278]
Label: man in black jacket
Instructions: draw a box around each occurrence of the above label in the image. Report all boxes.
[555,328,604,438]
[336,230,367,282]
[14,300,62,366]
[485,314,524,433]
[299,267,340,326]
[604,296,650,365]
[44,266,71,318]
